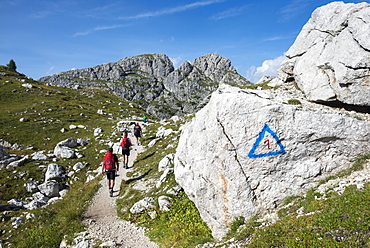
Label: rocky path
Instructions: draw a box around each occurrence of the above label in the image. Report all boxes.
[81,131,158,247]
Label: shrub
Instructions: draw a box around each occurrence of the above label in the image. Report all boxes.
[287,99,301,105]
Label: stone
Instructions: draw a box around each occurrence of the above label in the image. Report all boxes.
[174,84,370,239]
[158,153,175,172]
[54,144,76,159]
[148,138,161,147]
[24,181,39,193]
[69,124,77,129]
[97,109,106,115]
[94,127,103,136]
[73,162,87,171]
[24,192,49,210]
[44,163,64,181]
[8,199,27,209]
[256,75,275,85]
[166,185,183,195]
[0,139,12,148]
[130,197,156,214]
[32,151,48,160]
[21,83,33,89]
[77,138,88,146]
[156,168,174,188]
[57,138,78,148]
[0,154,20,170]
[156,127,173,138]
[0,146,9,158]
[158,196,172,212]
[6,156,28,169]
[11,217,24,228]
[279,2,370,107]
[38,180,62,197]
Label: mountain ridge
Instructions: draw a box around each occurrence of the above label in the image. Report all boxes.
[39,53,251,119]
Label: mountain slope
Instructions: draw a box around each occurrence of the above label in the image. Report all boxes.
[39,53,252,119]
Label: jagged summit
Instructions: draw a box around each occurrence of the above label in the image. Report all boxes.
[39,53,252,119]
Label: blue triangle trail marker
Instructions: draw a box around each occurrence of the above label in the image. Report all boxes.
[248,124,285,158]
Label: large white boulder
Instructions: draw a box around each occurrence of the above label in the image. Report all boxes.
[38,180,62,197]
[174,84,370,239]
[279,2,370,106]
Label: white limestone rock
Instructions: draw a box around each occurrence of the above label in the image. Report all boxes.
[32,151,48,160]
[73,162,87,171]
[6,155,29,169]
[279,2,370,106]
[24,181,39,193]
[158,153,175,172]
[156,168,174,188]
[174,84,370,239]
[44,163,64,182]
[158,196,172,212]
[54,144,76,159]
[38,180,62,197]
[130,197,156,214]
[94,127,103,136]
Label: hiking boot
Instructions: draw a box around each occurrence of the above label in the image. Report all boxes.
[109,189,113,197]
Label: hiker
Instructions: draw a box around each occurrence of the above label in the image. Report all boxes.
[133,123,142,145]
[120,131,132,169]
[101,147,119,197]
[143,115,147,123]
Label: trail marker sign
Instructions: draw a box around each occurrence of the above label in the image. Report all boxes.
[248,124,285,158]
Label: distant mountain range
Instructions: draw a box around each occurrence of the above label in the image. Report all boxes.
[39,53,252,119]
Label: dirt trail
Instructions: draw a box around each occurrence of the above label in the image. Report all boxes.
[82,130,158,247]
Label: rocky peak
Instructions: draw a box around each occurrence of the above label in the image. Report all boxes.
[40,53,251,119]
[192,53,236,82]
[117,54,174,79]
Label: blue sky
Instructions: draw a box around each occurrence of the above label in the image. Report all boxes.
[0,0,365,82]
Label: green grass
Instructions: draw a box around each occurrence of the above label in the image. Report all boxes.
[287,99,302,105]
[247,184,370,247]
[0,66,150,247]
[9,179,100,248]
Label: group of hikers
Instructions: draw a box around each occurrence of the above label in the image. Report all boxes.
[101,122,143,197]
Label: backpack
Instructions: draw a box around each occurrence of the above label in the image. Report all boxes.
[103,152,115,170]
[134,125,141,132]
[120,137,131,149]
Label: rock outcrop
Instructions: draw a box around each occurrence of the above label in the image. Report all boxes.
[278,2,370,108]
[174,84,370,239]
[39,54,251,118]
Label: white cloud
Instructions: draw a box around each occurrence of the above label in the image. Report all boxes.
[119,0,225,20]
[74,24,129,36]
[210,4,249,20]
[46,65,54,76]
[246,56,286,83]
[169,56,183,68]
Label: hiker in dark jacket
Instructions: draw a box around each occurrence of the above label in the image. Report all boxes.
[101,147,119,197]
[133,123,142,145]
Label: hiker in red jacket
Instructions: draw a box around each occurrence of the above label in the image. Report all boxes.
[120,131,132,169]
[101,147,119,197]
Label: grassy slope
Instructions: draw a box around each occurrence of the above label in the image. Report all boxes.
[1,65,370,247]
[0,66,148,247]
